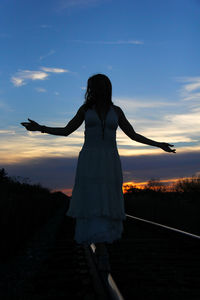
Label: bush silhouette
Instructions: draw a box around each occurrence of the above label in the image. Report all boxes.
[0,168,69,260]
[173,175,200,193]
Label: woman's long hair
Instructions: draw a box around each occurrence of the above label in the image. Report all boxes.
[83,74,114,139]
[83,74,114,113]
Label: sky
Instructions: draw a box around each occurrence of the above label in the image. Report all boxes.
[0,0,200,195]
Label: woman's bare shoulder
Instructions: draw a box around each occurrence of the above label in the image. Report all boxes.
[112,105,123,117]
[75,104,86,119]
[78,104,87,113]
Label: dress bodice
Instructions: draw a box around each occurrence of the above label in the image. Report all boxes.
[82,105,119,150]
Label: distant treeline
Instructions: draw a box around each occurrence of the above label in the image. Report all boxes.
[124,175,200,236]
[123,175,200,193]
[0,168,70,261]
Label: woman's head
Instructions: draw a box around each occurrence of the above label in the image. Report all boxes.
[84,74,113,109]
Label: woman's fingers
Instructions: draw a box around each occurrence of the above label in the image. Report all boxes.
[166,143,175,150]
[28,118,35,123]
[21,119,36,131]
[161,142,176,153]
[169,147,176,153]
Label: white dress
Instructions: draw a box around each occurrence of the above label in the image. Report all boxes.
[66,104,126,245]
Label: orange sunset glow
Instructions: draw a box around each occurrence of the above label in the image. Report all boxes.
[122,177,194,193]
[58,176,195,197]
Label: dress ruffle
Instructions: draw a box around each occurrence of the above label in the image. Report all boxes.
[74,216,123,245]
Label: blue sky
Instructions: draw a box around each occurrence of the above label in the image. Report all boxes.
[1,0,200,194]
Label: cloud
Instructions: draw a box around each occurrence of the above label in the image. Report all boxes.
[176,77,200,101]
[183,93,200,101]
[2,156,77,191]
[11,70,48,87]
[0,128,84,164]
[121,151,200,183]
[35,87,47,93]
[11,77,24,87]
[40,67,69,73]
[164,110,200,132]
[114,96,200,149]
[4,92,198,166]
[114,97,176,110]
[71,39,144,45]
[11,67,69,87]
[39,49,55,61]
[177,77,200,92]
[0,130,15,134]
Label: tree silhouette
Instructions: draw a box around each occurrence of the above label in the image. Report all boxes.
[174,175,200,193]
[0,168,8,181]
[145,178,166,192]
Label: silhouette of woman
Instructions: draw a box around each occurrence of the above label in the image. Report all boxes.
[21,74,176,271]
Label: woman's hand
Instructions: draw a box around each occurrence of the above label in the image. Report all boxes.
[21,118,41,132]
[159,142,176,153]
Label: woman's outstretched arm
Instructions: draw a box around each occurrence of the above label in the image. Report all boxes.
[21,105,85,136]
[116,106,176,153]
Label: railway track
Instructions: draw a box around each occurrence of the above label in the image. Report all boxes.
[1,209,123,300]
[2,209,200,299]
[107,214,200,300]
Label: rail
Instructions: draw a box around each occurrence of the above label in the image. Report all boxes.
[90,243,125,300]
[85,214,200,299]
[84,214,200,299]
[126,213,200,240]
[82,242,125,300]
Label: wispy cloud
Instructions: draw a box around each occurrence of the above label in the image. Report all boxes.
[39,49,55,61]
[114,97,177,110]
[11,71,48,87]
[114,96,200,149]
[0,129,84,164]
[40,67,69,73]
[176,76,200,101]
[71,39,144,45]
[35,87,47,93]
[163,109,200,136]
[177,77,200,92]
[0,130,15,134]
[11,67,69,87]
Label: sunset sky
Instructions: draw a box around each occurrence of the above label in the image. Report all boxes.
[1,0,200,195]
